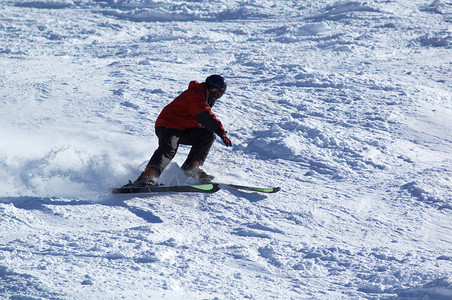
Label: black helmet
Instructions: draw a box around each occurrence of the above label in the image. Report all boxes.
[205,75,227,94]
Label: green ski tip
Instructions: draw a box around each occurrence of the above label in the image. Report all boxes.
[192,184,216,191]
[221,184,281,193]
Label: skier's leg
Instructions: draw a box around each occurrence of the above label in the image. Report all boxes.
[178,128,216,181]
[179,128,215,168]
[145,127,182,176]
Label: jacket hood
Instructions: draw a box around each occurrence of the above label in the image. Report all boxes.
[188,80,204,89]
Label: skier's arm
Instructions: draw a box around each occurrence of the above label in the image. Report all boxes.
[195,111,232,147]
[194,110,224,136]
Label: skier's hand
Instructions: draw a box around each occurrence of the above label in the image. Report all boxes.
[220,132,232,147]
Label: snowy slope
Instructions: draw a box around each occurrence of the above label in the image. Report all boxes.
[0,0,451,299]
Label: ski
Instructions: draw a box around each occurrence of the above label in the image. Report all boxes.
[111,183,221,194]
[218,183,281,193]
[111,182,280,195]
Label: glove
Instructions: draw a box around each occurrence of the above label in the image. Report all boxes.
[220,132,232,147]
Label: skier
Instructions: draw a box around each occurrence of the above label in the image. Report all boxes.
[128,75,232,187]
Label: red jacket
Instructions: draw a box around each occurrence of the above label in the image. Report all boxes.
[155,81,225,136]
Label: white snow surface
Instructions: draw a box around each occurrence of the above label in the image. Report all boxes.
[1,0,451,299]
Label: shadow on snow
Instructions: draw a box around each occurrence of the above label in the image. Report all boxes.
[0,196,163,224]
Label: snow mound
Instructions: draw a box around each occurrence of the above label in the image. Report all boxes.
[416,31,452,48]
[397,278,452,300]
[307,1,382,22]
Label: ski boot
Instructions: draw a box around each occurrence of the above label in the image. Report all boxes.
[182,160,215,182]
[124,167,159,187]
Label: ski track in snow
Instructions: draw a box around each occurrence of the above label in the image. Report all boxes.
[0,0,451,299]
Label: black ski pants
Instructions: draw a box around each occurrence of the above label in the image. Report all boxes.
[145,126,216,176]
